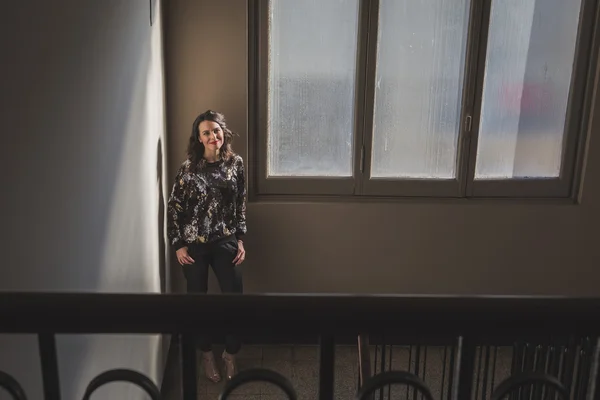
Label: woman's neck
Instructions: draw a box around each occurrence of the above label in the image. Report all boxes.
[203,149,219,163]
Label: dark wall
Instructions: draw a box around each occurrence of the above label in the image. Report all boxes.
[164,0,600,296]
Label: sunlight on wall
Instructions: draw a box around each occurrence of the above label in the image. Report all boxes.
[96,0,165,294]
[70,2,167,400]
[59,334,162,400]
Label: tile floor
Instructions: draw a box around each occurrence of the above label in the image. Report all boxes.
[202,345,357,400]
[162,344,514,400]
[162,344,358,400]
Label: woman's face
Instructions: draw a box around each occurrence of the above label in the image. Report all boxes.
[198,120,224,151]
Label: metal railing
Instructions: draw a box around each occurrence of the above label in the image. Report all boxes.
[1,293,600,400]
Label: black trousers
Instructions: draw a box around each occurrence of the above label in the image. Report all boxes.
[182,235,243,354]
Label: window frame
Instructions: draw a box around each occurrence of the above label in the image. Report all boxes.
[248,0,599,200]
[464,0,600,199]
[251,0,362,196]
[359,0,480,198]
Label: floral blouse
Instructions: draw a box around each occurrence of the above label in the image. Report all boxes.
[167,155,247,250]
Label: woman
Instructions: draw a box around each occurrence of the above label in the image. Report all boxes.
[167,109,247,383]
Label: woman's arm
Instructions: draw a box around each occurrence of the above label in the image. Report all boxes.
[234,157,247,240]
[167,165,189,251]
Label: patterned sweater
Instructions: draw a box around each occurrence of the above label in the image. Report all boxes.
[167,154,247,251]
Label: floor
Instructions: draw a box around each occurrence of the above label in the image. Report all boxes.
[162,344,358,400]
[161,344,514,400]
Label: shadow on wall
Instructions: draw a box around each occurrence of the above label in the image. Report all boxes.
[158,136,168,294]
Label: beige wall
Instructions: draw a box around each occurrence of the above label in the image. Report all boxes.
[164,0,600,296]
[0,0,168,399]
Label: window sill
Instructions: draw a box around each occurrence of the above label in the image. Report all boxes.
[248,193,580,206]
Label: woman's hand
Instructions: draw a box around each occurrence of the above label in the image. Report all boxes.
[176,247,195,265]
[232,240,246,266]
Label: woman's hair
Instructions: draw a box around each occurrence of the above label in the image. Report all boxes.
[187,109,236,170]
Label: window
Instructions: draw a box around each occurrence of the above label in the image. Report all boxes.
[250,0,598,198]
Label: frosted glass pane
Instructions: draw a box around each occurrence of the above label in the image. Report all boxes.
[267,0,359,177]
[475,0,582,179]
[371,0,470,179]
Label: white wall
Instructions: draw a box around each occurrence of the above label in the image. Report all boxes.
[0,0,168,399]
[165,0,600,296]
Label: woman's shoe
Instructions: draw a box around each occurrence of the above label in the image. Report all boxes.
[201,351,221,383]
[222,351,238,380]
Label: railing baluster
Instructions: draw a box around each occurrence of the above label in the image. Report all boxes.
[546,344,559,400]
[490,346,498,399]
[441,345,448,399]
[380,340,386,400]
[455,336,476,400]
[374,342,379,377]
[509,342,518,400]
[447,344,456,400]
[482,345,490,400]
[407,345,413,400]
[387,344,393,400]
[538,344,550,400]
[574,341,586,400]
[421,346,428,400]
[562,337,577,397]
[548,346,553,400]
[475,346,483,400]
[576,337,593,400]
[319,335,335,400]
[413,345,421,400]
[585,337,595,399]
[181,333,197,400]
[585,337,600,400]
[38,333,61,400]
[527,343,538,400]
[519,342,527,400]
[521,343,530,400]
[528,345,540,400]
[557,345,567,398]
[357,334,372,389]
